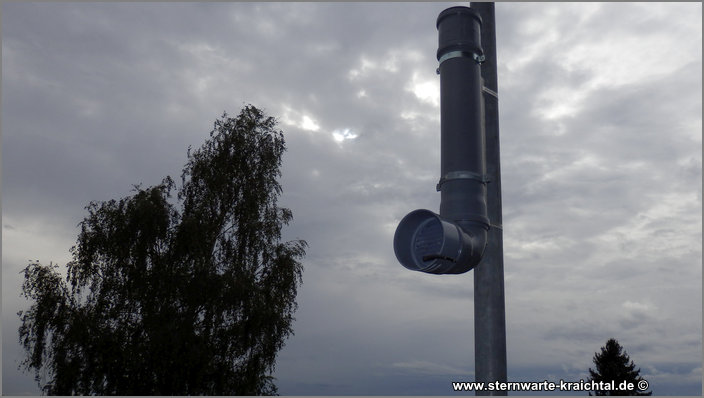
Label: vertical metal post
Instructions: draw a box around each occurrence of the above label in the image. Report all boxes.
[470,2,507,395]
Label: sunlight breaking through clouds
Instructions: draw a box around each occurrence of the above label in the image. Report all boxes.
[280,105,320,132]
[332,128,358,143]
[300,115,320,132]
[407,71,439,107]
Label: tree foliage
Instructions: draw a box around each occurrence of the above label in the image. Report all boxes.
[18,105,306,395]
[588,338,652,396]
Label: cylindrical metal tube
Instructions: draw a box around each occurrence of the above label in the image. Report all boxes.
[436,6,489,270]
[392,6,490,275]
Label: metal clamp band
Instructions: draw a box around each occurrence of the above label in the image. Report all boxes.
[436,170,490,191]
[438,50,485,66]
[482,86,498,99]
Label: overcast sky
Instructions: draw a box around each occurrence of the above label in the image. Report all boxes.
[2,2,702,396]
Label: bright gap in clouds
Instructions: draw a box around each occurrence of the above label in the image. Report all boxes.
[280,103,358,145]
[407,71,439,107]
[280,105,320,132]
[300,115,320,132]
[332,128,358,143]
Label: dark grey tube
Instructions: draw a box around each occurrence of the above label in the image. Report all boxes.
[436,6,489,273]
[392,6,490,275]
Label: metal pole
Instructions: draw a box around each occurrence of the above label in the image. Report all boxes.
[469,2,507,395]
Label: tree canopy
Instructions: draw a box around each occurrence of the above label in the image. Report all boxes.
[18,105,306,395]
[589,338,652,396]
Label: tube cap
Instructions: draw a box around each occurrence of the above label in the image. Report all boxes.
[436,6,483,61]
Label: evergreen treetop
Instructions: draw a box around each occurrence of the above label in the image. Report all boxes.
[588,338,652,396]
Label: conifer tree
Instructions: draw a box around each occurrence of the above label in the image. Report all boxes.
[588,338,652,396]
